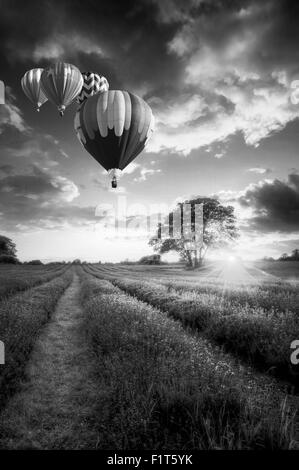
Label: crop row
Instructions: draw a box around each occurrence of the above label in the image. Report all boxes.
[86,268,299,386]
[0,270,73,410]
[161,279,299,315]
[0,265,70,301]
[78,272,296,449]
[88,263,299,314]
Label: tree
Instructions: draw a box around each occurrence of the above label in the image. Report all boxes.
[0,254,19,264]
[0,235,17,257]
[139,254,161,265]
[149,197,238,267]
[291,249,299,260]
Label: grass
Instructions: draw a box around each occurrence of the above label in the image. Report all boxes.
[254,260,299,279]
[110,278,299,386]
[0,271,101,450]
[79,273,297,450]
[0,264,69,301]
[162,279,299,314]
[85,265,299,386]
[0,269,73,410]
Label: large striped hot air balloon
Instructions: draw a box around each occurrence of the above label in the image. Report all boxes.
[74,90,154,188]
[41,62,83,116]
[21,68,48,111]
[76,72,109,105]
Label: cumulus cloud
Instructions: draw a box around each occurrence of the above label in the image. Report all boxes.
[216,173,299,234]
[0,165,79,200]
[134,167,162,182]
[147,0,299,154]
[122,163,141,175]
[0,165,96,232]
[0,87,29,134]
[0,118,71,173]
[247,168,272,174]
[214,152,225,159]
[4,0,299,158]
[237,173,299,232]
[31,33,105,62]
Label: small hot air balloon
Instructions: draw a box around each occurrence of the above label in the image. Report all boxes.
[74,90,154,188]
[21,68,47,112]
[41,62,83,116]
[76,72,109,105]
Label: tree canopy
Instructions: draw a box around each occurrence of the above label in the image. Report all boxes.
[0,235,17,257]
[279,249,299,261]
[149,197,238,267]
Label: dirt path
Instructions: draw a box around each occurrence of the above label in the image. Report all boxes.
[0,273,100,449]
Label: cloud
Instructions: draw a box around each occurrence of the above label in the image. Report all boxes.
[224,230,299,261]
[1,3,299,170]
[98,163,161,185]
[0,87,29,134]
[247,168,272,174]
[4,1,299,159]
[122,162,141,175]
[0,165,96,232]
[0,165,79,201]
[212,171,299,258]
[0,0,180,93]
[0,120,71,172]
[146,1,299,154]
[133,167,162,182]
[214,152,225,159]
[0,164,15,175]
[31,33,105,62]
[227,173,299,233]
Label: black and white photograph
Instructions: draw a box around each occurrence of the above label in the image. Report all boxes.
[0,0,298,457]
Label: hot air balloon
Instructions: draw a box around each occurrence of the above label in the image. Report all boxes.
[76,72,109,105]
[21,68,47,112]
[41,62,83,116]
[74,90,154,188]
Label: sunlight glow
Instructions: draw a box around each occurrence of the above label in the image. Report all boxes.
[204,256,257,286]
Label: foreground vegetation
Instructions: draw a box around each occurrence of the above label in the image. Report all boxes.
[162,279,299,314]
[79,271,297,449]
[0,264,69,301]
[0,270,73,409]
[85,265,299,387]
[0,262,297,449]
[117,280,298,386]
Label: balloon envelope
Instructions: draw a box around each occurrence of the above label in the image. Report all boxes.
[76,72,109,104]
[21,68,47,111]
[41,62,83,115]
[74,90,154,174]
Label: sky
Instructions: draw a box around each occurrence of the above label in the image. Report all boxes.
[0,0,299,262]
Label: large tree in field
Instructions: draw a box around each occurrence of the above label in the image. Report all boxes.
[149,197,239,267]
[0,235,17,257]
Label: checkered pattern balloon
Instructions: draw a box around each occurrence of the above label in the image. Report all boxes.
[76,72,109,104]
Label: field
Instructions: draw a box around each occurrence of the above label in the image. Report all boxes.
[0,260,298,449]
